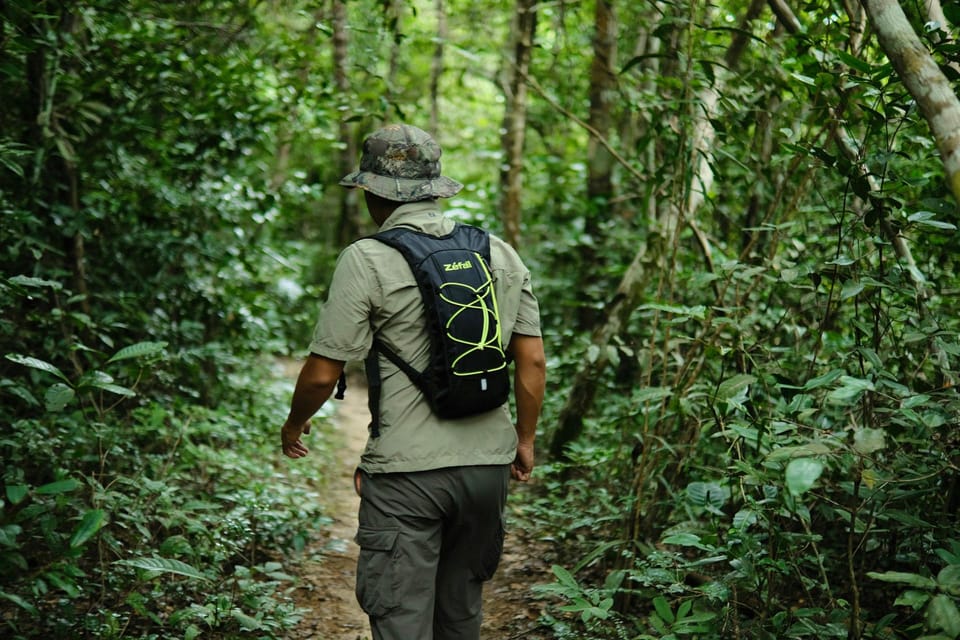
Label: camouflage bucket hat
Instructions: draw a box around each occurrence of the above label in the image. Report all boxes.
[339,124,463,202]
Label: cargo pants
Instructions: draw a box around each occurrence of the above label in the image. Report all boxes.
[354,464,510,640]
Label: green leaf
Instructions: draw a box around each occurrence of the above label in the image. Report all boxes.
[652,595,675,624]
[116,556,210,581]
[36,478,81,495]
[902,394,931,409]
[937,565,960,597]
[766,441,834,462]
[0,524,22,547]
[867,571,937,589]
[945,2,960,24]
[44,383,75,411]
[78,370,136,396]
[662,533,712,551]
[70,509,107,548]
[5,485,28,505]
[638,303,707,320]
[716,374,756,401]
[8,275,63,290]
[803,368,844,390]
[732,509,758,530]
[827,376,874,403]
[926,594,960,636]
[908,211,957,230]
[5,354,70,383]
[106,341,167,364]
[551,564,579,590]
[94,382,137,397]
[231,609,263,630]
[686,481,729,509]
[0,590,37,615]
[785,458,824,496]
[894,589,930,610]
[835,49,874,74]
[840,280,864,300]
[853,427,886,455]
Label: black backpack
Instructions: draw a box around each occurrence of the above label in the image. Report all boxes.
[363,223,510,434]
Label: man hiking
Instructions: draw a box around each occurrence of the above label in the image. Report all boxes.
[280,123,546,640]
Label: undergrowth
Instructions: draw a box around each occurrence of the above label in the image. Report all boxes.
[1,348,334,639]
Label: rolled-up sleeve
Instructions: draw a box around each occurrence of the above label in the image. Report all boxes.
[308,243,379,361]
[513,270,541,337]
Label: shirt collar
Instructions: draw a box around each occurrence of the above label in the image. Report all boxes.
[379,200,454,234]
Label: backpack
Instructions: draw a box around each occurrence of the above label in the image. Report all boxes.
[364,223,510,434]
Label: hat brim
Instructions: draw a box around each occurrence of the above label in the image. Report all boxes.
[339,171,463,201]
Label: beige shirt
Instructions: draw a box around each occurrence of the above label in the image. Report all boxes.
[308,201,541,473]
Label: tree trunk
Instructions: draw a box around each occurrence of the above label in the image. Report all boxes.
[861,0,960,203]
[586,0,617,206]
[498,0,537,249]
[429,0,447,135]
[548,0,759,460]
[332,0,359,246]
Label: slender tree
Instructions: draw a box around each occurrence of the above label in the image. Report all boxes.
[498,0,537,249]
[861,0,960,203]
[429,0,447,135]
[333,0,359,245]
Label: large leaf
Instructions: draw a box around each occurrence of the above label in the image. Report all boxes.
[5,485,28,505]
[785,458,824,496]
[116,556,210,581]
[70,509,107,548]
[926,594,960,637]
[853,427,886,455]
[5,354,70,383]
[938,565,960,597]
[44,383,75,412]
[716,374,756,401]
[867,571,937,589]
[686,481,729,510]
[8,275,63,290]
[35,478,82,495]
[0,590,37,615]
[106,341,167,364]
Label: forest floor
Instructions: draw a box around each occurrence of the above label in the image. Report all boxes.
[283,369,554,640]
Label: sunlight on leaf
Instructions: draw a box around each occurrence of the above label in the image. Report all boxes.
[785,458,824,496]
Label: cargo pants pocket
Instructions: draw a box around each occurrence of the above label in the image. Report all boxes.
[474,521,505,582]
[355,527,400,617]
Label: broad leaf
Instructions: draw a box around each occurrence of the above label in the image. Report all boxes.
[35,478,81,495]
[70,509,107,548]
[5,485,28,505]
[716,374,756,401]
[937,565,960,597]
[5,354,70,383]
[116,557,210,581]
[0,590,37,615]
[853,427,886,455]
[785,458,824,496]
[106,341,167,364]
[44,383,75,412]
[867,571,937,589]
[926,594,960,636]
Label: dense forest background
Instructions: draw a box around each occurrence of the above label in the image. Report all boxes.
[2,0,960,638]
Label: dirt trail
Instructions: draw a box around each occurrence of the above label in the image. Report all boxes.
[287,374,551,639]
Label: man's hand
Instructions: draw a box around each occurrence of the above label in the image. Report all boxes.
[281,420,311,459]
[511,441,535,482]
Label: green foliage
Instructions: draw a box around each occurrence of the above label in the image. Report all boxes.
[1,346,332,638]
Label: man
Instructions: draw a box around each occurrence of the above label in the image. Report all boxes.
[280,123,546,640]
